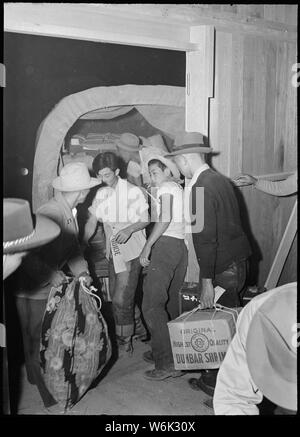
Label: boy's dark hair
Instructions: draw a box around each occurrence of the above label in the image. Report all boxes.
[92,152,119,175]
[148,159,167,172]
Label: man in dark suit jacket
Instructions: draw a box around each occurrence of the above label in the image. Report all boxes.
[166,132,252,397]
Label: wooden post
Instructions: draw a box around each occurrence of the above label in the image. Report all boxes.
[264,200,297,290]
[185,25,215,135]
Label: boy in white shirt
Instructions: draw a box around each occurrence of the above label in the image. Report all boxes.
[84,152,149,354]
[140,156,188,380]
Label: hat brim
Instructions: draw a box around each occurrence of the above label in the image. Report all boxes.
[4,215,61,254]
[52,178,101,191]
[146,154,182,181]
[246,305,297,411]
[165,146,213,156]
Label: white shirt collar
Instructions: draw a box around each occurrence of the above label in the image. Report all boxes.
[188,163,210,187]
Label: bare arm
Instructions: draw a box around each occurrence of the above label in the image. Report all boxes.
[199,277,215,309]
[83,212,98,245]
[140,193,172,266]
[255,172,297,196]
[114,217,150,244]
[232,172,297,196]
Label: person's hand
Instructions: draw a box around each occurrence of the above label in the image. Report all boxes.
[49,270,67,288]
[78,273,93,287]
[232,174,257,187]
[199,280,215,309]
[115,228,132,244]
[139,245,151,267]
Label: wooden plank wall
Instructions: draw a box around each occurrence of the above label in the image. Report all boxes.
[201,4,298,25]
[208,5,297,287]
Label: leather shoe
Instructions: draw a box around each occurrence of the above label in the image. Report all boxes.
[188,376,215,397]
[188,377,202,391]
[117,336,133,356]
[143,350,154,364]
[144,368,184,381]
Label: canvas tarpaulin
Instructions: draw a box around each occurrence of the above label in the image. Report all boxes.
[32,84,199,282]
[32,84,185,211]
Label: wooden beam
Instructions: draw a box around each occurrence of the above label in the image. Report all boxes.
[4,3,199,51]
[4,4,297,52]
[91,4,297,42]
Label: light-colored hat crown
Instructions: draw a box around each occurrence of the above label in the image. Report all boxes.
[166,131,212,156]
[148,134,165,150]
[52,162,100,191]
[117,133,140,151]
[174,132,204,147]
[146,154,181,182]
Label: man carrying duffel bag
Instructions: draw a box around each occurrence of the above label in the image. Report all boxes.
[15,163,106,413]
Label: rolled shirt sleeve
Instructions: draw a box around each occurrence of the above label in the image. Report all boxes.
[255,171,297,196]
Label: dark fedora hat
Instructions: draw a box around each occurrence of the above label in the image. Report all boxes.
[3,198,61,254]
[166,132,213,156]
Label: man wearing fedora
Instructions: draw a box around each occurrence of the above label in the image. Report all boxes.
[166,132,252,396]
[213,282,297,415]
[3,198,61,414]
[14,162,101,411]
[140,155,187,380]
[116,132,169,187]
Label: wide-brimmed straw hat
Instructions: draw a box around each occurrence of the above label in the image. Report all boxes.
[246,282,297,411]
[146,154,182,182]
[166,132,213,156]
[116,133,140,152]
[52,162,101,192]
[3,198,61,254]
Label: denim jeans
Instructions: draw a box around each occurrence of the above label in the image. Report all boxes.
[142,236,188,370]
[16,297,57,408]
[108,256,142,338]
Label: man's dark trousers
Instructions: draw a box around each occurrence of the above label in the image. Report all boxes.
[189,258,247,394]
[142,236,188,370]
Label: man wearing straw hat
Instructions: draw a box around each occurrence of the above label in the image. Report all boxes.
[166,132,252,396]
[213,282,297,415]
[140,155,187,380]
[14,162,101,411]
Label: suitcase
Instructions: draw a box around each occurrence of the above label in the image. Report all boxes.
[178,283,201,314]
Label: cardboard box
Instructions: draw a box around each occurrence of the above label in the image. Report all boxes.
[168,306,242,370]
